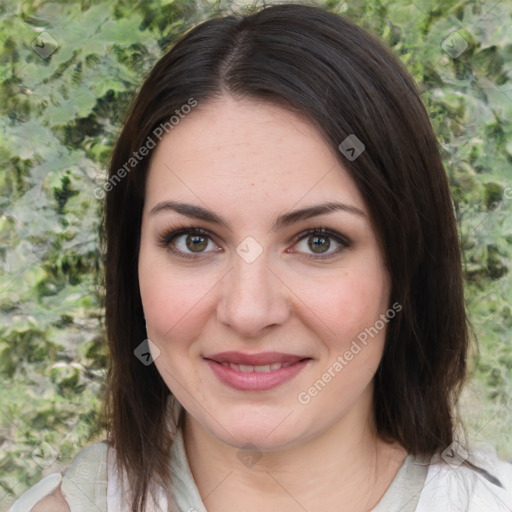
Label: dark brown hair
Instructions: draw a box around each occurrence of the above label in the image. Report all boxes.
[100,3,470,510]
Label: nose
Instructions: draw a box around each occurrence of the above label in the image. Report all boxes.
[216,246,291,337]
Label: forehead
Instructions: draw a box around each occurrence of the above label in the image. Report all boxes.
[144,95,367,219]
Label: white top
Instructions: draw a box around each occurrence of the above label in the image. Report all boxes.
[8,412,512,511]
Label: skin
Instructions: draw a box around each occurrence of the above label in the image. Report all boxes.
[138,95,408,512]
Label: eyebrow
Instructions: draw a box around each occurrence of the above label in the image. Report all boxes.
[149,200,365,231]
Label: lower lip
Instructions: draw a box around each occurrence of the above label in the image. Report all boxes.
[205,359,310,391]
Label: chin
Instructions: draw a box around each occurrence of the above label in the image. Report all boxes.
[204,408,306,451]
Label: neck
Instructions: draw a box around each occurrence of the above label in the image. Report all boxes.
[182,389,408,512]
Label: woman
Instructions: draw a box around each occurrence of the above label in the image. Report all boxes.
[10,2,512,511]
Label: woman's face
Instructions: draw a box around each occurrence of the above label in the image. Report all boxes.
[138,95,392,451]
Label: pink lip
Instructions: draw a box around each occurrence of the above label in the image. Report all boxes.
[204,352,311,391]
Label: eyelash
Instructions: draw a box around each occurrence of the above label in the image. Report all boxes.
[156,224,351,261]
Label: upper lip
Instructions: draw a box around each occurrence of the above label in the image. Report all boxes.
[204,351,310,365]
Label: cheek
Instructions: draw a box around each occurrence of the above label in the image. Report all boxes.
[311,274,389,404]
[138,243,181,336]
[138,246,215,350]
[140,274,198,344]
[298,268,389,336]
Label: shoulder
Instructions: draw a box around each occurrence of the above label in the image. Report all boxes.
[416,442,512,511]
[8,442,109,512]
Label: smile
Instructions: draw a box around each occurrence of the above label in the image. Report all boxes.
[203,353,312,391]
[218,361,294,372]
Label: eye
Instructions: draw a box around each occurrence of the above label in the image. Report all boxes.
[157,227,220,259]
[290,227,350,259]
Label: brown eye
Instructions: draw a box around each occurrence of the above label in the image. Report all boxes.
[292,227,350,259]
[158,227,219,259]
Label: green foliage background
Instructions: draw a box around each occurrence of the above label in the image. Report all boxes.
[0,0,511,508]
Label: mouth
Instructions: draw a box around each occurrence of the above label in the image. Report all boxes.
[204,351,311,367]
[209,360,303,373]
[203,351,312,391]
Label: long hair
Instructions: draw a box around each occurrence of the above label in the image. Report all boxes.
[99,3,470,510]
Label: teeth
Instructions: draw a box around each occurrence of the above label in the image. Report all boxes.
[255,364,271,372]
[221,361,294,372]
